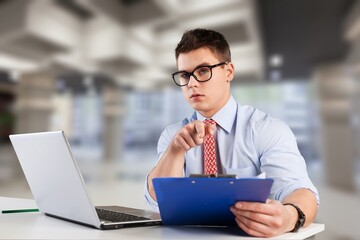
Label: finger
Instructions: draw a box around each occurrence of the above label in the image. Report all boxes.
[230,206,274,226]
[193,123,205,145]
[182,131,198,148]
[173,135,190,151]
[194,121,205,139]
[235,217,272,238]
[177,125,199,149]
[234,201,276,216]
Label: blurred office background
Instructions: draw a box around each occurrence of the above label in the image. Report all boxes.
[0,0,359,239]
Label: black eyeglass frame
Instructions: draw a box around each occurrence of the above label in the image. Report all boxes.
[171,61,228,87]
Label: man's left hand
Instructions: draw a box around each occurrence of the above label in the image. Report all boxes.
[230,199,297,238]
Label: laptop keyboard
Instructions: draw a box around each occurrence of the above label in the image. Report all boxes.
[96,208,150,223]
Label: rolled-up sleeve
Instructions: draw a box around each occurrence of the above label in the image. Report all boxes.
[144,124,179,212]
[256,118,320,204]
[144,175,159,212]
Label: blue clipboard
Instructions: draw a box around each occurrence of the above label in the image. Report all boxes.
[153,177,274,226]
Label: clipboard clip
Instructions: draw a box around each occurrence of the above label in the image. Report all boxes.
[189,174,236,178]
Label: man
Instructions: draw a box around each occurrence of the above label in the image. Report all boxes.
[145,28,319,237]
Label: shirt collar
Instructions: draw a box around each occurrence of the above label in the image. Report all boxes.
[196,96,237,133]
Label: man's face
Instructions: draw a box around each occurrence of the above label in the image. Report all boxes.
[177,47,234,118]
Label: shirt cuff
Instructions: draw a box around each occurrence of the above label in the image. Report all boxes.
[275,179,320,205]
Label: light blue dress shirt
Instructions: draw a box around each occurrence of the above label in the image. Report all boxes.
[145,96,319,211]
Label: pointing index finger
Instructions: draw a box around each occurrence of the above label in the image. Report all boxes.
[195,121,205,139]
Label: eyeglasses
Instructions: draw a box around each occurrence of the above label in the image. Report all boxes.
[172,62,228,87]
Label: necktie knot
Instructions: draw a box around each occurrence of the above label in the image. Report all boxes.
[204,119,216,125]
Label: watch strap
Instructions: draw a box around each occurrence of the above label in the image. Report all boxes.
[283,203,306,232]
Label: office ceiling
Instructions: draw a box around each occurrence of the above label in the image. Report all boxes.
[257,0,356,80]
[0,0,358,90]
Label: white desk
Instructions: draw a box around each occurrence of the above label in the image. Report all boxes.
[0,197,324,240]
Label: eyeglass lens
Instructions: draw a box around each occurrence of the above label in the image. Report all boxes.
[174,66,212,85]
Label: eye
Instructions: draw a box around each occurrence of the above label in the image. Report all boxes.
[197,67,210,75]
[180,72,190,79]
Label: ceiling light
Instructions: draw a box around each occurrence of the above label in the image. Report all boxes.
[269,54,283,67]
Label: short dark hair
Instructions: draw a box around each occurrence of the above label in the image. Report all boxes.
[175,28,231,62]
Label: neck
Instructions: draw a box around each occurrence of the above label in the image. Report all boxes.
[200,95,231,118]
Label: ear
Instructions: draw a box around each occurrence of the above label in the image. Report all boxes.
[225,62,235,82]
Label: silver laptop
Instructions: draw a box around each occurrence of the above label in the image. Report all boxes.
[9,131,161,230]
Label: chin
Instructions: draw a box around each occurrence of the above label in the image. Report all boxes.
[190,103,208,113]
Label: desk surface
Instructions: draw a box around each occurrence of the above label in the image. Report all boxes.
[0,197,324,240]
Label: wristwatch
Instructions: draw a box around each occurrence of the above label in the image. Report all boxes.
[283,203,306,232]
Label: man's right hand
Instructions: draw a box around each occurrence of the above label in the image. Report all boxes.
[172,120,216,151]
[147,120,216,202]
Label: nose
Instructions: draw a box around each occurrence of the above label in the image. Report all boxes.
[187,75,198,88]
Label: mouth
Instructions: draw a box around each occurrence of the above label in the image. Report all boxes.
[190,93,204,99]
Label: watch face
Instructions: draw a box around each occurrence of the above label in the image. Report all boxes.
[299,211,306,227]
[299,215,306,227]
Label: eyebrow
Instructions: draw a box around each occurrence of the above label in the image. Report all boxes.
[178,62,212,72]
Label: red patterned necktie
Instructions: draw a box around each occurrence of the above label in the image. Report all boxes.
[203,119,218,175]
